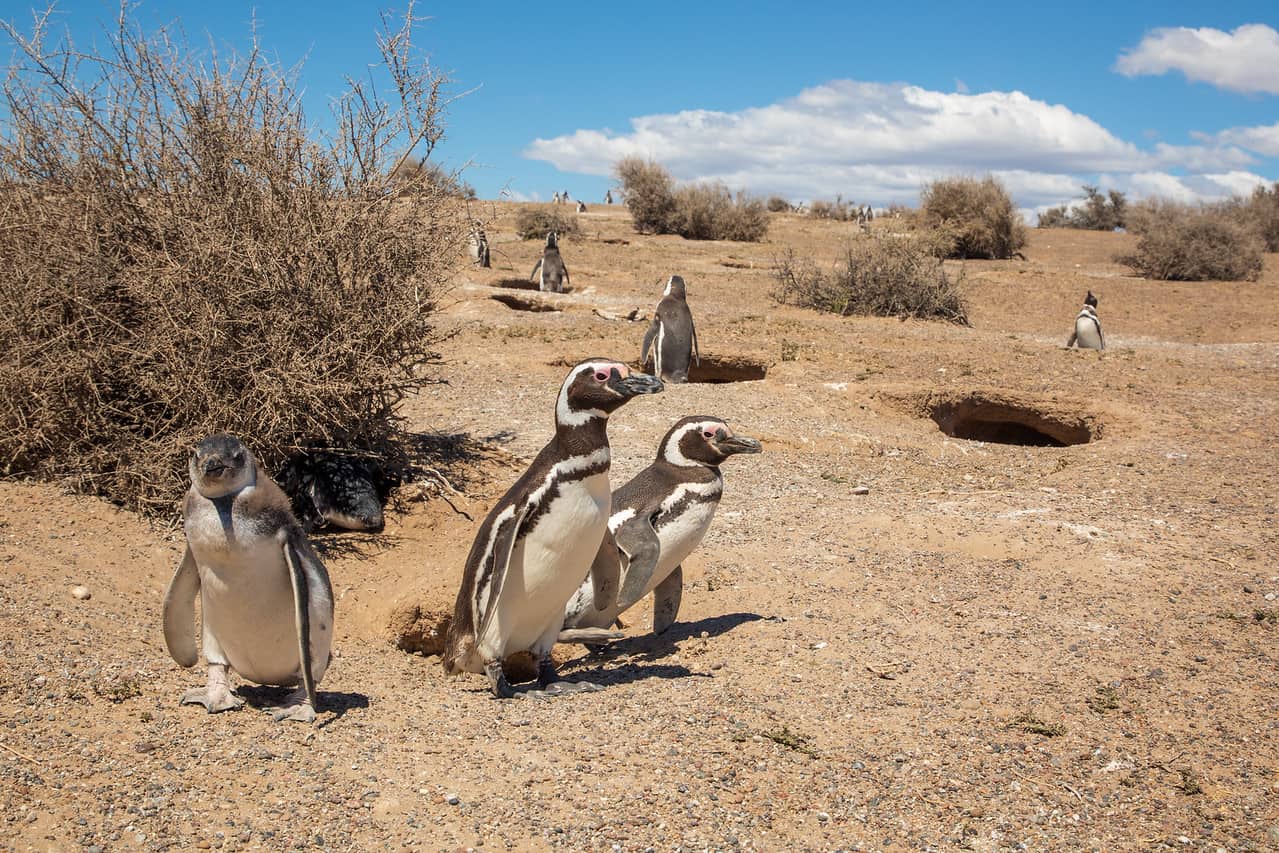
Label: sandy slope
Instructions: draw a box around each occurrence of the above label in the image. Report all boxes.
[2,205,1278,851]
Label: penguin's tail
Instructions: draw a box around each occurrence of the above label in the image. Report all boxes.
[557,628,624,644]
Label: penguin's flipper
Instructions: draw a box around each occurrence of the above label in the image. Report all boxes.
[162,545,201,668]
[690,314,701,366]
[614,515,662,611]
[281,533,324,722]
[476,501,530,641]
[641,318,660,370]
[561,264,570,290]
[588,527,621,611]
[529,258,543,282]
[1096,320,1105,351]
[1065,331,1077,349]
[652,564,683,635]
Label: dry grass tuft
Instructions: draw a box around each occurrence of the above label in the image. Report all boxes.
[0,4,466,518]
[773,233,969,324]
[1118,201,1264,281]
[920,176,1026,259]
[513,205,580,240]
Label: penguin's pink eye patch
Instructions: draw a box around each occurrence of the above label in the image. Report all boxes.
[702,430,716,438]
[594,371,609,382]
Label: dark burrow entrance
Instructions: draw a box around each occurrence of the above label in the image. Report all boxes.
[681,355,769,383]
[929,395,1097,446]
[490,293,561,312]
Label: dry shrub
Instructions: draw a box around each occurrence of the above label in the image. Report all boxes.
[808,198,854,221]
[766,195,791,213]
[513,205,580,240]
[1118,201,1263,281]
[920,176,1026,259]
[1038,185,1127,231]
[615,157,676,234]
[614,158,768,241]
[1232,182,1279,251]
[391,156,476,199]
[0,5,466,517]
[773,233,968,324]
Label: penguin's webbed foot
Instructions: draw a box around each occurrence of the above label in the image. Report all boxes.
[485,660,516,700]
[180,686,244,713]
[265,688,317,724]
[536,658,559,687]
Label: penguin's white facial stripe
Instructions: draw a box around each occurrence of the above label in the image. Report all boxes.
[663,421,721,467]
[608,507,636,532]
[663,276,674,296]
[556,363,618,426]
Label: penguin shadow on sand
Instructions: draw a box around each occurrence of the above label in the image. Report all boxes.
[234,685,369,729]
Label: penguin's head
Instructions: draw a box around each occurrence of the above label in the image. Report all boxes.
[1084,290,1098,308]
[189,433,257,499]
[660,416,763,467]
[545,231,558,249]
[663,275,687,300]
[557,359,664,426]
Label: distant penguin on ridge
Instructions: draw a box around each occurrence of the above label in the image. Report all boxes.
[642,275,700,383]
[1066,291,1105,350]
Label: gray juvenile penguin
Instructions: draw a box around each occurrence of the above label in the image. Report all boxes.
[442,359,664,698]
[529,231,570,293]
[163,434,334,723]
[1066,290,1105,350]
[562,416,760,636]
[642,275,700,383]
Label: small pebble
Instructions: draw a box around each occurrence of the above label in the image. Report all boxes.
[851,486,870,495]
[817,811,830,822]
[1244,584,1256,593]
[1266,593,1276,602]
[445,793,460,805]
[71,585,91,601]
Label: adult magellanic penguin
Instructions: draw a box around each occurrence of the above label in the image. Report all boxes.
[529,231,570,293]
[1066,290,1105,350]
[442,359,664,698]
[163,434,333,723]
[562,416,761,637]
[641,275,700,383]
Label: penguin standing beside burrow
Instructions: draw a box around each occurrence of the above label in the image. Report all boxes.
[529,231,570,293]
[562,416,761,638]
[468,221,490,268]
[442,359,664,698]
[163,434,333,723]
[642,275,700,383]
[1066,291,1105,350]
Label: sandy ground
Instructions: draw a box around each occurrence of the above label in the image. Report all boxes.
[2,204,1278,852]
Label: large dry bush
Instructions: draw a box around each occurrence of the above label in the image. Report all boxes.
[773,233,968,324]
[615,157,676,234]
[808,198,855,221]
[1038,185,1127,231]
[1233,182,1279,251]
[0,5,467,517]
[614,157,768,241]
[513,205,580,240]
[1118,201,1263,282]
[766,195,791,213]
[920,176,1026,259]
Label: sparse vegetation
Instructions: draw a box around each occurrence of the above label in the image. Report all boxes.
[1230,181,1279,251]
[1038,185,1127,231]
[808,198,855,221]
[513,205,580,240]
[766,195,792,213]
[920,176,1027,259]
[760,726,819,757]
[390,156,476,199]
[1118,201,1264,281]
[0,6,463,517]
[614,157,768,241]
[1086,684,1121,714]
[1009,712,1065,737]
[773,233,969,324]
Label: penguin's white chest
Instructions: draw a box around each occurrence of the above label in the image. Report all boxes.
[653,500,718,589]
[487,471,611,655]
[1075,315,1103,349]
[186,514,330,686]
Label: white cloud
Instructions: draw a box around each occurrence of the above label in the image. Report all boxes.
[1115,24,1279,94]
[523,79,1270,211]
[1209,121,1279,158]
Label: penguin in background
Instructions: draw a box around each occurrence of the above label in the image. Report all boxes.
[642,275,700,383]
[530,231,570,293]
[1066,291,1105,350]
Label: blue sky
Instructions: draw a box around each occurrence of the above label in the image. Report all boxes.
[3,1,1277,212]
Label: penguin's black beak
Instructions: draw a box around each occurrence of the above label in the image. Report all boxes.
[202,458,227,476]
[611,371,664,397]
[716,434,762,455]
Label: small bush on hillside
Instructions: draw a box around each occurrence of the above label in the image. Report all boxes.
[615,157,676,234]
[766,196,792,213]
[808,198,855,221]
[671,183,769,241]
[514,205,580,240]
[772,232,968,324]
[1233,182,1279,251]
[391,156,476,199]
[1038,185,1127,230]
[920,176,1026,259]
[0,7,463,517]
[614,158,768,241]
[1117,202,1263,281]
